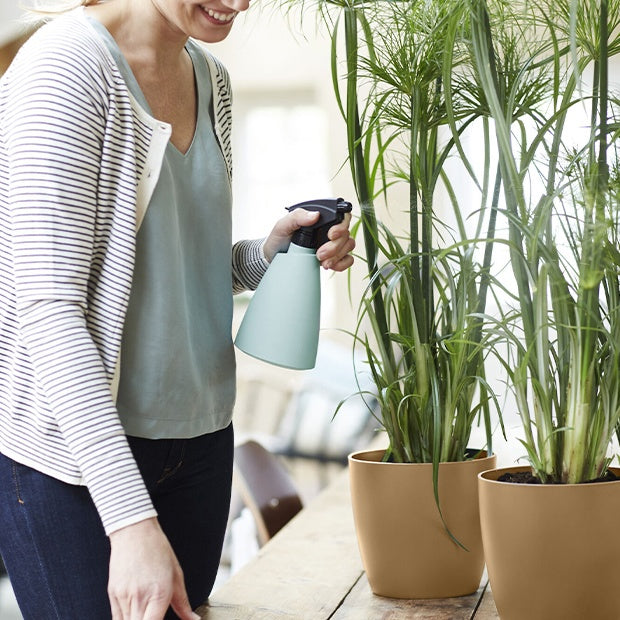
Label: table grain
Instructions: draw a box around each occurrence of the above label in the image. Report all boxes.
[199,469,498,619]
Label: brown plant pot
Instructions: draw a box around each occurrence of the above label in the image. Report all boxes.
[479,465,620,620]
[348,448,496,599]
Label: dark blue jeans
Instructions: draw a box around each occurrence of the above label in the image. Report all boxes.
[0,423,234,620]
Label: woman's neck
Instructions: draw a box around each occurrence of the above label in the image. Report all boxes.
[85,0,189,72]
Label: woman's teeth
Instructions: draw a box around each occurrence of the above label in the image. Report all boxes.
[205,8,236,22]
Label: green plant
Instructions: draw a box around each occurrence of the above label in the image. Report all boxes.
[471,0,620,483]
[279,0,504,469]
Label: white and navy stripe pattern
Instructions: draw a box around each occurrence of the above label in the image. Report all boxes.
[0,8,267,535]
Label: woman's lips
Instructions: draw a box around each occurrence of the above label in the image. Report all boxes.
[200,5,237,24]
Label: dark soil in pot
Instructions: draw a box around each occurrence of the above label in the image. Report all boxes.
[497,470,618,484]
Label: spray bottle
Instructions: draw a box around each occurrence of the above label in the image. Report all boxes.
[234,197,353,370]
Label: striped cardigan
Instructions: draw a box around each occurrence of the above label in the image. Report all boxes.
[0,9,268,534]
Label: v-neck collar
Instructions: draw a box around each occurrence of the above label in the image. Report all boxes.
[85,15,204,158]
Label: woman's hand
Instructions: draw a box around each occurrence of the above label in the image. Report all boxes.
[108,518,200,620]
[315,211,355,272]
[262,208,355,272]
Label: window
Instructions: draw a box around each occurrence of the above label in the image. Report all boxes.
[231,92,332,242]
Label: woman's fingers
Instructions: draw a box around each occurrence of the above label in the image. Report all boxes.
[170,563,200,620]
[262,209,320,262]
[108,518,199,620]
[262,208,355,272]
[170,577,201,620]
[321,251,355,272]
[109,580,169,619]
[316,213,356,271]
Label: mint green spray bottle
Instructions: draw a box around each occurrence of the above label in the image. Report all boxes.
[234,198,353,370]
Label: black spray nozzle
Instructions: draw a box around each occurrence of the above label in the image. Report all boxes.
[286,198,353,250]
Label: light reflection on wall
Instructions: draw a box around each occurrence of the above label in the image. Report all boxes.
[232,98,331,242]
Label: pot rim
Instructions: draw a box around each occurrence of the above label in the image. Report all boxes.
[348,447,496,466]
[479,464,620,486]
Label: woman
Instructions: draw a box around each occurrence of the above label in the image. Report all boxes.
[0,1,355,618]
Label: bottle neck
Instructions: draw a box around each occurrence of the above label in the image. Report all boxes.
[287,242,317,256]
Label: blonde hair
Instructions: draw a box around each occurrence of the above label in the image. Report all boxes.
[20,0,100,17]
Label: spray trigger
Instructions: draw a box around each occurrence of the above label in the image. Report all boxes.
[286,198,353,249]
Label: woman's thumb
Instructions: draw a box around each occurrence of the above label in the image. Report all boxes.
[293,208,320,228]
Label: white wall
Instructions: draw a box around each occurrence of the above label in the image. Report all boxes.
[212,6,366,337]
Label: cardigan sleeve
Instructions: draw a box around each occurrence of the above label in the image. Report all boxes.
[3,31,156,535]
[231,238,270,293]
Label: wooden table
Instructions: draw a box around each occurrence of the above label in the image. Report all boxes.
[199,469,499,619]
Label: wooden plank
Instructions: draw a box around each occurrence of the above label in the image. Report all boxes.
[199,603,298,619]
[330,575,487,620]
[472,584,499,619]
[199,471,364,619]
[198,463,499,620]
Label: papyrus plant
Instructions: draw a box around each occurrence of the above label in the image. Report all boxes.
[471,0,620,483]
[279,0,506,473]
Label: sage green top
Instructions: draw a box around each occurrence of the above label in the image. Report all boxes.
[90,19,236,438]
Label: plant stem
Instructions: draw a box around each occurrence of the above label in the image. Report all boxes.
[343,7,396,374]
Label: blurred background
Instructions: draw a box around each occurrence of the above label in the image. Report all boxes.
[0,3,523,617]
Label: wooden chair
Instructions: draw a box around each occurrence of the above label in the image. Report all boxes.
[233,439,303,546]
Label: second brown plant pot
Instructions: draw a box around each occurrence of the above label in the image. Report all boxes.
[479,465,620,620]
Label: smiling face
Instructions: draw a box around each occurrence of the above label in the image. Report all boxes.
[150,0,251,43]
[193,1,247,41]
